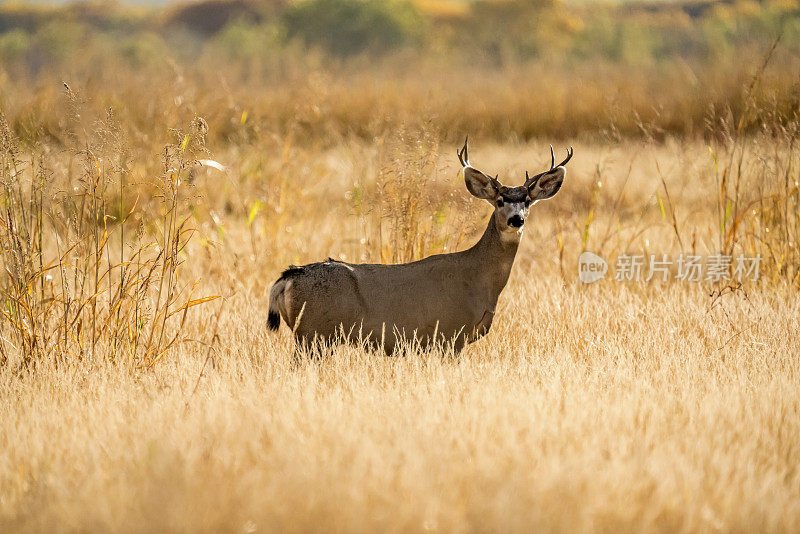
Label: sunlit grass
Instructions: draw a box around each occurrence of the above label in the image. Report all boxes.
[1,120,799,529]
[0,4,799,529]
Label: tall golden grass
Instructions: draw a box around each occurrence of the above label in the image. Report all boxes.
[1,107,799,530]
[3,52,799,146]
[1,4,799,531]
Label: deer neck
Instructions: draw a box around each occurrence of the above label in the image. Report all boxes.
[467,216,521,298]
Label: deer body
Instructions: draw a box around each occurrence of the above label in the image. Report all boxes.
[268,139,572,354]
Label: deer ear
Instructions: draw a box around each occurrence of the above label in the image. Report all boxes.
[529,167,565,201]
[464,168,499,201]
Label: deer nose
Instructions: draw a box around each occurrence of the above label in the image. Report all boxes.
[508,215,524,228]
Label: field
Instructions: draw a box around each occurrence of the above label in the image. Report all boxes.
[3,274,799,532]
[2,0,800,532]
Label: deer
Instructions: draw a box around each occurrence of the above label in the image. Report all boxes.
[267,138,573,355]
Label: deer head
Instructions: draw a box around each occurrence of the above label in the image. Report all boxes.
[458,137,572,242]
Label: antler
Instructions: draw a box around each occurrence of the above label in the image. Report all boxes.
[457,136,470,168]
[556,146,574,168]
[458,136,502,189]
[524,145,574,188]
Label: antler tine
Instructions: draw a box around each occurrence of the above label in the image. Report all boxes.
[525,145,575,188]
[555,146,573,168]
[491,174,502,189]
[457,136,469,168]
[524,169,539,189]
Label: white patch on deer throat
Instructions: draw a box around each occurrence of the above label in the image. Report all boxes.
[500,226,523,243]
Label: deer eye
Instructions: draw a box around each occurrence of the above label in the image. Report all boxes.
[496,198,504,207]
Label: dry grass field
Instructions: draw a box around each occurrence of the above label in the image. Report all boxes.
[1,131,799,531]
[2,278,799,532]
[1,0,800,531]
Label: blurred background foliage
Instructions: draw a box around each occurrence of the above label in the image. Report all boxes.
[0,0,798,145]
[0,0,794,62]
[284,0,425,57]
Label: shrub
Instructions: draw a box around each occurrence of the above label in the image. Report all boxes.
[120,32,169,68]
[457,0,556,64]
[34,20,86,61]
[0,29,31,63]
[164,0,268,37]
[213,19,285,61]
[284,0,423,57]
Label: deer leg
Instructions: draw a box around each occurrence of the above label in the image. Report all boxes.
[470,309,495,342]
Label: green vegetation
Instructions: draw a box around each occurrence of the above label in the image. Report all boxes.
[0,0,796,63]
[285,0,424,56]
[0,0,797,145]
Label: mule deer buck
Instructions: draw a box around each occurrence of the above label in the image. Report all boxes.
[267,139,572,354]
